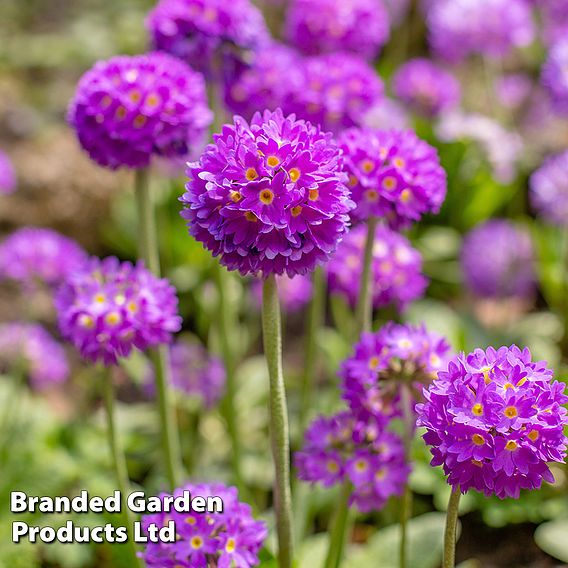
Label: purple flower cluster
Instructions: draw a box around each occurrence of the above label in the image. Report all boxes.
[0,151,16,194]
[535,0,568,47]
[295,411,409,512]
[530,151,568,226]
[393,58,461,118]
[417,346,568,498]
[340,322,451,422]
[338,128,446,228]
[181,109,353,277]
[146,0,269,76]
[0,323,69,390]
[140,482,267,567]
[284,0,390,59]
[327,224,428,311]
[56,256,181,365]
[541,40,568,116]
[251,274,313,313]
[68,52,212,169]
[460,219,536,299]
[0,227,87,288]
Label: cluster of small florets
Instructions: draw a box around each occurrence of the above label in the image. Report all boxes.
[0,150,16,194]
[295,411,409,512]
[68,52,212,169]
[541,40,568,116]
[140,482,267,567]
[327,224,427,311]
[56,256,182,365]
[251,273,313,313]
[181,109,353,277]
[338,128,447,228]
[0,323,69,390]
[417,346,568,498]
[530,150,568,226]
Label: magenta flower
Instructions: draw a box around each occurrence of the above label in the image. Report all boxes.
[140,482,267,568]
[327,224,427,311]
[542,40,568,116]
[530,151,568,226]
[68,52,212,170]
[0,151,16,194]
[181,108,353,277]
[417,346,568,498]
[338,128,446,228]
[56,256,181,366]
[251,274,313,313]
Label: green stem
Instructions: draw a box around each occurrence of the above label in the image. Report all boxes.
[399,383,414,568]
[355,217,378,335]
[443,487,461,568]
[262,275,294,568]
[323,482,353,568]
[134,169,182,489]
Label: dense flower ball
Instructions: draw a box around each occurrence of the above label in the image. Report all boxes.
[530,151,568,226]
[0,150,16,194]
[284,0,390,59]
[417,346,568,498]
[541,41,568,116]
[181,109,353,277]
[428,0,535,63]
[393,58,460,117]
[146,0,269,76]
[56,256,182,365]
[0,227,87,288]
[251,274,313,313]
[140,482,267,567]
[340,322,451,422]
[68,52,212,170]
[327,224,428,311]
[338,128,447,228]
[295,410,409,512]
[460,220,536,299]
[0,323,69,390]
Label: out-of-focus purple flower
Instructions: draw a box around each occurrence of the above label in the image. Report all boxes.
[393,58,460,117]
[542,40,568,116]
[327,224,427,311]
[56,256,181,366]
[383,0,410,26]
[495,73,533,110]
[0,151,16,195]
[530,151,568,226]
[251,274,313,313]
[338,128,446,228]
[181,109,353,277]
[140,482,267,567]
[363,97,409,131]
[340,322,451,423]
[534,0,568,47]
[0,227,87,289]
[295,410,409,512]
[428,0,535,62]
[460,219,536,299]
[68,52,212,170]
[0,323,69,390]
[284,0,390,59]
[417,345,568,498]
[146,0,269,76]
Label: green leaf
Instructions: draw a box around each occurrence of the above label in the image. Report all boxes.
[534,518,568,563]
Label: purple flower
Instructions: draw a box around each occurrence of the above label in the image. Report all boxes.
[295,410,409,512]
[338,128,447,228]
[0,151,16,194]
[417,346,568,498]
[0,227,87,289]
[0,323,69,390]
[363,97,410,131]
[251,274,313,312]
[140,482,267,568]
[495,73,533,110]
[146,0,269,76]
[542,40,568,116]
[460,219,536,299]
[181,109,354,277]
[393,58,460,118]
[530,151,568,226]
[284,0,390,59]
[428,0,535,63]
[56,256,182,366]
[68,52,212,170]
[327,224,428,311]
[535,0,568,47]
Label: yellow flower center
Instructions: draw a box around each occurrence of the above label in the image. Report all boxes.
[309,189,319,201]
[127,302,138,313]
[517,377,528,387]
[360,159,375,173]
[229,190,242,203]
[382,176,397,191]
[472,434,485,446]
[185,516,196,525]
[393,157,406,168]
[133,115,147,128]
[79,315,94,329]
[105,312,121,326]
[505,440,518,451]
[527,430,539,442]
[226,537,236,553]
[326,460,339,473]
[115,106,127,120]
[245,167,258,181]
[472,403,483,416]
[354,460,368,472]
[368,356,380,370]
[400,189,412,203]
[128,89,141,103]
[348,175,358,187]
[504,383,514,390]
[289,168,301,182]
[94,294,106,304]
[145,93,161,108]
[365,189,379,202]
[259,189,274,205]
[101,95,112,108]
[471,459,483,468]
[504,406,518,419]
[190,536,204,549]
[291,205,303,217]
[375,469,386,480]
[245,211,258,222]
[267,156,280,167]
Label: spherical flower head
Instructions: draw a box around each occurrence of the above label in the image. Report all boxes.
[417,345,568,498]
[0,151,16,194]
[542,40,568,116]
[340,322,451,422]
[530,151,568,226]
[363,97,410,131]
[140,481,267,567]
[68,52,212,170]
[460,219,536,299]
[56,256,182,366]
[287,53,385,134]
[338,128,447,228]
[0,323,69,390]
[393,58,460,118]
[0,227,88,289]
[251,273,313,313]
[428,0,535,63]
[181,108,354,277]
[146,0,269,76]
[327,224,428,311]
[284,0,390,59]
